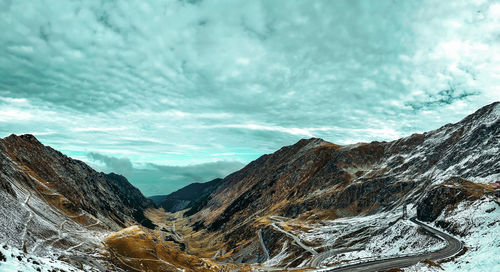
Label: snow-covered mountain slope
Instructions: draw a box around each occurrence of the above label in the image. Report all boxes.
[406,195,499,272]
[0,134,156,271]
[173,102,499,269]
[266,179,498,270]
[383,100,500,185]
[1,102,498,271]
[432,197,499,271]
[0,243,92,272]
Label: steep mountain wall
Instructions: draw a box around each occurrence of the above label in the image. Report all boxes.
[0,134,155,264]
[186,102,499,257]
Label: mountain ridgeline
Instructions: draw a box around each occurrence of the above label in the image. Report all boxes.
[180,102,499,259]
[0,133,156,263]
[150,178,223,213]
[0,102,498,271]
[0,134,156,230]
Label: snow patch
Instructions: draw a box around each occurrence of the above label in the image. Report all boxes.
[0,244,88,272]
[262,241,290,267]
[405,197,500,271]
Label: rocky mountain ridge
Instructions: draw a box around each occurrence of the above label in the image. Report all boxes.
[0,134,156,229]
[0,102,498,271]
[150,178,223,213]
[183,102,499,263]
[0,134,156,270]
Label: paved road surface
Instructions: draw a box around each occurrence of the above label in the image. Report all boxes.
[311,217,463,272]
[269,216,318,256]
[310,248,364,268]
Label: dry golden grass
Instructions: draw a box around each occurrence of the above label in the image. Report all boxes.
[255,216,273,226]
[379,268,404,272]
[141,208,317,271]
[16,160,93,226]
[105,225,223,272]
[422,259,443,270]
[105,223,260,272]
[144,208,226,258]
[279,219,313,233]
[315,209,339,221]
[442,179,497,215]
[267,198,293,214]
[445,179,495,193]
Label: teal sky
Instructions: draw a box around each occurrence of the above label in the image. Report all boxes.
[1,0,499,196]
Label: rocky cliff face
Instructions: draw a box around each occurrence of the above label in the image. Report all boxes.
[416,177,496,222]
[0,134,155,269]
[186,102,499,259]
[1,102,498,271]
[0,134,155,230]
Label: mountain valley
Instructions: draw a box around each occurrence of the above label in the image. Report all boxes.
[1,102,499,271]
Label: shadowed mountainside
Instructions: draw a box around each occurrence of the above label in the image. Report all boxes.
[0,134,158,270]
[0,134,156,230]
[150,178,223,213]
[0,102,498,271]
[184,102,499,260]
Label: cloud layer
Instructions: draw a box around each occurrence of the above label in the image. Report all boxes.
[1,0,499,194]
[87,152,244,196]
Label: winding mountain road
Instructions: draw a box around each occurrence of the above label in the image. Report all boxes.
[310,217,463,272]
[270,216,318,256]
[310,248,364,268]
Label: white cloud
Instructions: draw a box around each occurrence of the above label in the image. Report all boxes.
[0,0,499,193]
[72,127,127,132]
[210,152,237,156]
[0,109,33,122]
[221,124,314,137]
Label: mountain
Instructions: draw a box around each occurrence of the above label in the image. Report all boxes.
[0,134,227,272]
[0,134,156,270]
[190,102,499,228]
[168,101,499,269]
[0,102,498,272]
[149,178,223,213]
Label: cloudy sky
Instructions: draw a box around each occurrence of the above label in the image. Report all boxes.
[1,0,499,196]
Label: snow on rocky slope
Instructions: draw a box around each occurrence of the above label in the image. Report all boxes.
[1,102,498,271]
[257,208,446,269]
[0,243,94,272]
[386,101,500,185]
[407,196,500,271]
[163,102,499,270]
[0,134,156,271]
[308,213,446,266]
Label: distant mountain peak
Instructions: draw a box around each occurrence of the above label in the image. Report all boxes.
[185,102,499,244]
[4,133,42,145]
